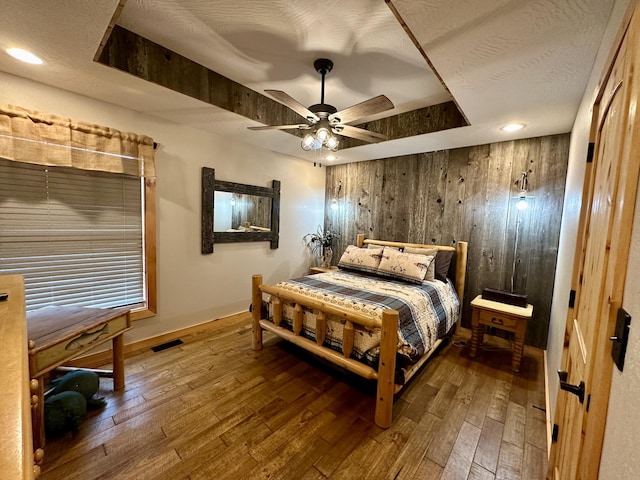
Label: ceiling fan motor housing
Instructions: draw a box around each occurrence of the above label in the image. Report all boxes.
[309,103,338,121]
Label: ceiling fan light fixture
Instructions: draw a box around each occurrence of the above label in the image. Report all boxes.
[301,127,340,152]
[316,127,330,142]
[326,135,339,151]
[301,133,315,151]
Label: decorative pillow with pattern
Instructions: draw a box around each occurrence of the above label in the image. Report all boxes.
[368,243,400,250]
[377,246,435,284]
[403,246,438,281]
[338,245,383,274]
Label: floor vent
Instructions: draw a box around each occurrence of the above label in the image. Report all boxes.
[151,339,183,352]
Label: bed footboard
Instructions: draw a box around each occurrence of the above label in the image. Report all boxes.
[251,274,398,428]
[375,309,398,428]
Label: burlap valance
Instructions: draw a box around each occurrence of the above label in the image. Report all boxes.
[0,104,156,178]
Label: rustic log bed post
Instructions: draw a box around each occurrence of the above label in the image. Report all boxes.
[251,236,468,429]
[251,274,400,428]
[375,309,399,428]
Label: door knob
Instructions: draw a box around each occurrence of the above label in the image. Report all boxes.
[558,370,585,403]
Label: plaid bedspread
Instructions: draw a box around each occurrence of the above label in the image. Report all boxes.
[268,270,459,372]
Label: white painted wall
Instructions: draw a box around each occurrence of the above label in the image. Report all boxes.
[0,71,325,344]
[546,0,629,424]
[600,174,640,478]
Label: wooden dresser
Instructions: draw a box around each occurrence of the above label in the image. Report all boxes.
[0,274,42,479]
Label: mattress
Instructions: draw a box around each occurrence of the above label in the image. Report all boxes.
[267,269,460,372]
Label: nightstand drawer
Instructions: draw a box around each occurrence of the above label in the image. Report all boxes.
[477,310,518,330]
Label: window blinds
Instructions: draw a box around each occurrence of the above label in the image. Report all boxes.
[0,158,145,311]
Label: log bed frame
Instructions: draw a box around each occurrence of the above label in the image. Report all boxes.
[252,234,468,428]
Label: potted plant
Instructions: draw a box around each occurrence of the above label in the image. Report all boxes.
[304,225,339,267]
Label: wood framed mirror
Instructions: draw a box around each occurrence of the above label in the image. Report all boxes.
[201,167,280,253]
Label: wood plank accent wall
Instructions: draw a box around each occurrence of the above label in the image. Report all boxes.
[231,194,272,231]
[324,134,570,348]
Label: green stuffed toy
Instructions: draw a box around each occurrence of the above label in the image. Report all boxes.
[44,391,87,437]
[44,370,107,438]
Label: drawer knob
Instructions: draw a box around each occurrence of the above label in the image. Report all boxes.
[491,317,504,325]
[34,448,44,463]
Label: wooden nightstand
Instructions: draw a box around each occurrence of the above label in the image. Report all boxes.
[469,294,533,372]
[308,266,339,275]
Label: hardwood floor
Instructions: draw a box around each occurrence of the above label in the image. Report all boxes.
[40,314,548,479]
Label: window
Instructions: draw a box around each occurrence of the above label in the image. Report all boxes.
[0,103,157,320]
[0,158,150,312]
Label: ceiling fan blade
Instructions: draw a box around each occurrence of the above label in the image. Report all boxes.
[247,124,312,131]
[265,90,320,123]
[334,125,388,143]
[329,95,394,124]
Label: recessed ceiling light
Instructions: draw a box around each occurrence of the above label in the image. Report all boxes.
[325,154,337,161]
[501,123,526,133]
[6,48,43,65]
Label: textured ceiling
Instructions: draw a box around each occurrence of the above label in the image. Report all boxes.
[118,0,451,117]
[0,0,617,164]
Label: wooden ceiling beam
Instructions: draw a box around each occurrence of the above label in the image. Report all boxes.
[339,102,467,149]
[97,25,301,128]
[97,25,467,151]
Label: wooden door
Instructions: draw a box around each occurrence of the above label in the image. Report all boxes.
[548,7,640,479]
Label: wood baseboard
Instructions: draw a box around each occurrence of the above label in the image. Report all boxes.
[65,311,251,368]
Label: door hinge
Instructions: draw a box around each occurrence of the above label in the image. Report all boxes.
[552,423,559,442]
[587,142,595,163]
[568,289,576,308]
[586,394,591,412]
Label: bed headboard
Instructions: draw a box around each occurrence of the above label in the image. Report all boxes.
[356,234,468,328]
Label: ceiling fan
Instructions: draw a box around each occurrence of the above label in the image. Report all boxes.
[248,58,394,151]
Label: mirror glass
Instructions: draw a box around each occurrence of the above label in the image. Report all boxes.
[214,191,272,232]
[201,167,280,253]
